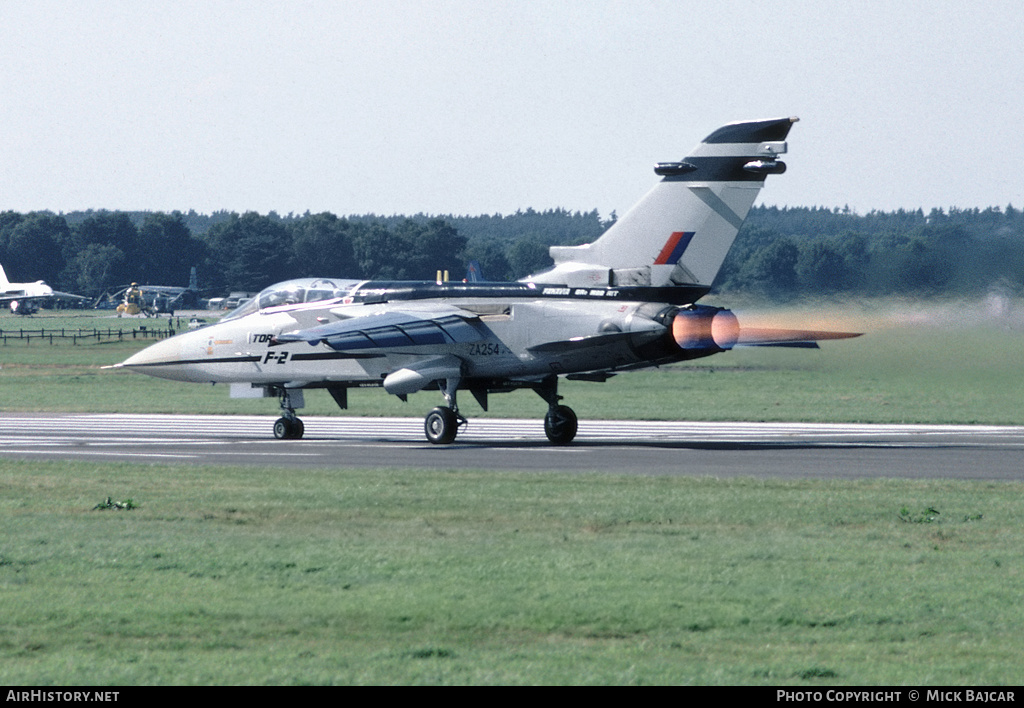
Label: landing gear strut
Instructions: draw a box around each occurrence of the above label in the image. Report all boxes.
[273,388,305,440]
[423,376,467,444]
[536,376,577,445]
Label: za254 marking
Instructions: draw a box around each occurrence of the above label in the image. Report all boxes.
[468,342,503,356]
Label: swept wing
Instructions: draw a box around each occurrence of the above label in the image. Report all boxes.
[276,308,486,351]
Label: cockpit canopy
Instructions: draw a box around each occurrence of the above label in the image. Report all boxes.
[220,278,363,321]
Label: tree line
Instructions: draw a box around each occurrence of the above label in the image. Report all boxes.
[1,204,1022,301]
[718,205,1024,298]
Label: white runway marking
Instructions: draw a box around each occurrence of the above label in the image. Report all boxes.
[6,411,1024,440]
[2,413,1022,480]
[2,413,1023,445]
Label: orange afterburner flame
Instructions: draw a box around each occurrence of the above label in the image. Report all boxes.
[672,306,861,350]
[672,308,740,350]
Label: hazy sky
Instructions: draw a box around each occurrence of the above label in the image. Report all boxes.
[3,0,1022,218]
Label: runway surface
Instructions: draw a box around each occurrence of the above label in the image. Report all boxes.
[1,413,1023,480]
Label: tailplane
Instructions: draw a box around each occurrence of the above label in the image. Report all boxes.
[531,117,798,289]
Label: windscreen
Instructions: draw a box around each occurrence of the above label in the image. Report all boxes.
[219,279,363,321]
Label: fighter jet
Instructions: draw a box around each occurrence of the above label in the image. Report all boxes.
[112,117,860,444]
[0,264,90,314]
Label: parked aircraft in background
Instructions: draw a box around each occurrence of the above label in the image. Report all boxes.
[102,267,201,316]
[112,117,860,444]
[0,264,90,314]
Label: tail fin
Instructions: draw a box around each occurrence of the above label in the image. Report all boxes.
[533,117,798,289]
[0,264,9,289]
[465,261,484,282]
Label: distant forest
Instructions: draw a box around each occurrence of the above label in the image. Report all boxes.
[2,204,1023,302]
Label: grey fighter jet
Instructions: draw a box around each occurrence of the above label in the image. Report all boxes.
[112,117,860,444]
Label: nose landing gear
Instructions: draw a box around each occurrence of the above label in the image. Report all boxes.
[273,388,305,439]
[273,416,304,439]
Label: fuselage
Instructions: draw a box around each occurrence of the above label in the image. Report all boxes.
[2,281,54,299]
[118,277,720,389]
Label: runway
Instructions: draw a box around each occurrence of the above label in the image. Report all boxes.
[1,413,1023,480]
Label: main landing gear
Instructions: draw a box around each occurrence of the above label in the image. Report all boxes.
[422,375,578,446]
[543,404,578,446]
[536,376,577,446]
[273,388,305,440]
[424,376,467,444]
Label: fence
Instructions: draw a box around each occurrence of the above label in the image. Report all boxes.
[0,326,175,345]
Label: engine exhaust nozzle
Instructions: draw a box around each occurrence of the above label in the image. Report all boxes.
[672,306,740,351]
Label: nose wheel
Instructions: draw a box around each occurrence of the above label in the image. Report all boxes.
[273,387,305,439]
[273,416,305,440]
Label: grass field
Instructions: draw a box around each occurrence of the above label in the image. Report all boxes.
[2,460,1023,685]
[1,299,1022,685]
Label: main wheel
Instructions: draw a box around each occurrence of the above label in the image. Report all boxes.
[273,417,304,440]
[544,405,578,445]
[424,407,458,444]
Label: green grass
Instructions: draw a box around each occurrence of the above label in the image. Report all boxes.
[2,301,1022,423]
[2,459,1023,685]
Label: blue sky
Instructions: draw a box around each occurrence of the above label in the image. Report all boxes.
[2,0,1022,217]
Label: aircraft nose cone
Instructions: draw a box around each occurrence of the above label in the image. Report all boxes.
[117,335,191,381]
[121,336,181,367]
